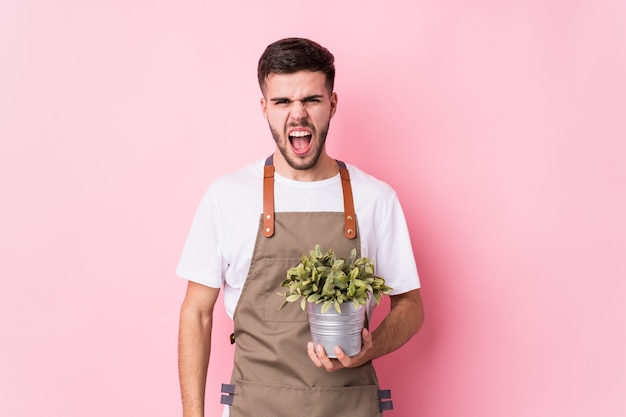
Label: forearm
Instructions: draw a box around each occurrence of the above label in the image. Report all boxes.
[178,307,213,417]
[368,289,424,361]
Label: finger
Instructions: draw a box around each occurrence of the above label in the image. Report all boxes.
[334,346,353,367]
[307,342,324,368]
[362,328,373,348]
[336,329,370,368]
[315,344,337,371]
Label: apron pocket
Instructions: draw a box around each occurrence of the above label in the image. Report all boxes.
[230,379,309,417]
[230,379,380,417]
[309,384,381,417]
[264,258,308,322]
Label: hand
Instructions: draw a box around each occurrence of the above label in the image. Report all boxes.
[307,328,373,372]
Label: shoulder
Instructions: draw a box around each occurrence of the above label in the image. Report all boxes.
[207,158,264,196]
[345,163,398,201]
[195,158,265,218]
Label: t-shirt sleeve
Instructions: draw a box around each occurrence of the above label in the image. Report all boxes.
[375,193,421,295]
[176,186,224,288]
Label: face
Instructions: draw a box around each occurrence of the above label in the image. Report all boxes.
[261,71,337,172]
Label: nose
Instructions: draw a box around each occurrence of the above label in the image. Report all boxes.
[289,101,308,122]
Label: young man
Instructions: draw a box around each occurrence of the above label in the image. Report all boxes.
[177,38,424,417]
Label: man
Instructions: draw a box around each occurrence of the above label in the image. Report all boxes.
[177,37,424,417]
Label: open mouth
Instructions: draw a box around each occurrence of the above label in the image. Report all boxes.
[288,130,313,154]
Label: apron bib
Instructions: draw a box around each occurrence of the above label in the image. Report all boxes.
[221,157,391,417]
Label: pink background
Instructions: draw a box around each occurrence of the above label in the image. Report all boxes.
[1,1,625,416]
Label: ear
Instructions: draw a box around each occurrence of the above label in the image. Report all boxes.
[260,97,268,120]
[329,92,338,119]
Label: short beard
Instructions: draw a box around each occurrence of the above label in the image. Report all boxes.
[270,123,330,171]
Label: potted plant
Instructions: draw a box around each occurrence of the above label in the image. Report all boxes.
[279,244,392,357]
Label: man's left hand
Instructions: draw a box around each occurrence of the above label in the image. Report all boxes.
[306,328,373,372]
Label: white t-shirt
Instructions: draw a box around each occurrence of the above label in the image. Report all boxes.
[176,158,420,319]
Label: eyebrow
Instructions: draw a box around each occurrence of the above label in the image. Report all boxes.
[269,94,325,103]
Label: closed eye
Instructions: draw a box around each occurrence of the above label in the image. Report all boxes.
[269,95,324,105]
[302,96,322,103]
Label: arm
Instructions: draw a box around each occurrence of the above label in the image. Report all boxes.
[178,281,221,417]
[308,288,424,370]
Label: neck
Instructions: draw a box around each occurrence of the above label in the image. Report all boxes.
[272,152,339,181]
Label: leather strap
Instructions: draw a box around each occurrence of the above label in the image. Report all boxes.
[338,161,356,240]
[262,155,356,239]
[263,158,275,237]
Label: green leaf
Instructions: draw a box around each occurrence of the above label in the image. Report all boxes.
[347,280,355,297]
[321,271,336,296]
[347,248,357,265]
[374,291,382,304]
[307,293,322,303]
[335,271,348,284]
[348,267,359,280]
[286,294,301,303]
[331,259,345,271]
[297,265,308,280]
[334,301,342,314]
[353,279,366,288]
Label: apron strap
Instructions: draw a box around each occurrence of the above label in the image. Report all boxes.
[220,384,235,406]
[263,156,275,237]
[378,389,394,411]
[263,155,357,239]
[337,160,357,239]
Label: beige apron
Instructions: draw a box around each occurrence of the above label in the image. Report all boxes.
[221,156,393,417]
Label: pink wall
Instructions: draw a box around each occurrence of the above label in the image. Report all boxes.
[1,1,624,416]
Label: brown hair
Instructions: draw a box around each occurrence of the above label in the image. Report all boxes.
[257,38,335,94]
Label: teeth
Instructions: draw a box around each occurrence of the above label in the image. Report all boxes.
[289,131,311,138]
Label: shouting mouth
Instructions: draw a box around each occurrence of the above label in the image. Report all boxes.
[288,129,313,155]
